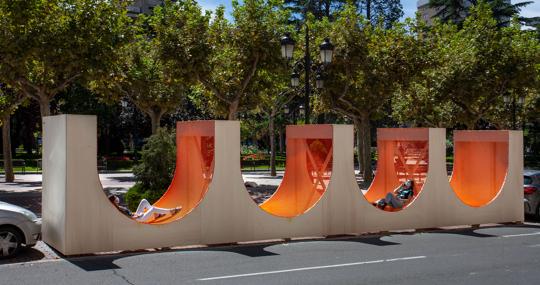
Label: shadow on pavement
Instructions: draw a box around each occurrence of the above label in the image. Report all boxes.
[64,235,397,272]
[58,222,540,272]
[0,248,45,265]
[68,255,123,271]
[345,236,400,246]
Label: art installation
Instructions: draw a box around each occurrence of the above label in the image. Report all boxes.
[42,115,523,255]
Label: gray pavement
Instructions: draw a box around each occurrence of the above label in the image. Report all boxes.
[1,223,540,285]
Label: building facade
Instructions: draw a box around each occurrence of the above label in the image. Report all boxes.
[128,0,163,16]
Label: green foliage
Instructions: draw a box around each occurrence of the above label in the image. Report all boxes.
[429,0,533,27]
[200,0,290,120]
[322,4,420,120]
[125,183,166,212]
[131,128,176,198]
[91,0,211,133]
[0,0,132,116]
[397,2,540,129]
[0,85,26,123]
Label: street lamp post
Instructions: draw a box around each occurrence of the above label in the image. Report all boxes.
[280,31,334,124]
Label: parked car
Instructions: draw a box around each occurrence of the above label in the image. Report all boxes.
[524,170,540,218]
[0,202,41,258]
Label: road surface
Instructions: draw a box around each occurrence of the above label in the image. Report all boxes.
[1,223,539,285]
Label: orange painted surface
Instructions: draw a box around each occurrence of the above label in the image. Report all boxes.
[150,121,215,224]
[260,125,333,218]
[364,129,429,211]
[450,131,508,207]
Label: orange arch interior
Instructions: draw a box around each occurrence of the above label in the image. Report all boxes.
[148,121,215,224]
[450,131,508,207]
[364,129,429,212]
[260,125,333,218]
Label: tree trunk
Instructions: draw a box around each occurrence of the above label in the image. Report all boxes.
[353,117,363,175]
[39,96,51,117]
[148,110,162,134]
[366,0,371,21]
[228,100,240,120]
[2,114,15,183]
[356,114,373,183]
[361,114,373,183]
[278,127,284,154]
[269,112,277,177]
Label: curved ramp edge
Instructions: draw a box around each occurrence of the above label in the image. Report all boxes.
[449,131,508,207]
[150,121,215,224]
[363,128,430,212]
[259,125,333,217]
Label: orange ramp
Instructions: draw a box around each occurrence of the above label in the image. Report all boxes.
[150,121,215,224]
[450,131,509,207]
[364,128,429,211]
[260,125,333,217]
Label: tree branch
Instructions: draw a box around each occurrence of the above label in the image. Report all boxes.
[49,73,82,98]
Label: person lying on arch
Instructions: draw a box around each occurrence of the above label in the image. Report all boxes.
[373,179,415,210]
[108,195,181,223]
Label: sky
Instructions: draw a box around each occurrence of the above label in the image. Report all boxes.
[196,0,540,21]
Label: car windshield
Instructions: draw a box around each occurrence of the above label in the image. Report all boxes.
[524,176,533,185]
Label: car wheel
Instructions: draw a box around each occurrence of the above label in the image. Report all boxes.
[0,226,23,259]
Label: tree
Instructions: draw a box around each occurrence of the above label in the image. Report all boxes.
[429,0,533,27]
[0,85,25,182]
[428,0,468,24]
[391,17,459,128]
[92,0,210,133]
[253,69,296,176]
[285,0,343,21]
[419,3,539,129]
[321,5,421,182]
[199,0,288,120]
[357,0,404,28]
[95,33,186,134]
[0,0,131,118]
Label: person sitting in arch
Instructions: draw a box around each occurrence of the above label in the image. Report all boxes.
[108,195,181,223]
[374,179,415,210]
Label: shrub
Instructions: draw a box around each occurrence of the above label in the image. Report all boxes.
[125,183,166,211]
[125,128,175,211]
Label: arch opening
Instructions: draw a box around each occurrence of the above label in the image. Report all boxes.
[110,121,215,225]
[450,131,508,207]
[363,129,429,212]
[259,125,333,218]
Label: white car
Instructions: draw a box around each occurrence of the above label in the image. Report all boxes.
[0,202,41,258]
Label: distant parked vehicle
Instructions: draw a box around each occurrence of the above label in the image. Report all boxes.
[524,170,540,218]
[0,202,41,258]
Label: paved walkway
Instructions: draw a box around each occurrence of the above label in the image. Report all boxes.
[0,172,285,193]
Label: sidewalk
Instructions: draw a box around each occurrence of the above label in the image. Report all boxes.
[0,172,287,214]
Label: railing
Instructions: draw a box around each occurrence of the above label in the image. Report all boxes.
[0,159,26,174]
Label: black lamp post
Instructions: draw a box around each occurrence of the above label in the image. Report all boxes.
[280,31,334,124]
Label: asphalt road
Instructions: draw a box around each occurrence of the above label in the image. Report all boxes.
[1,223,540,285]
